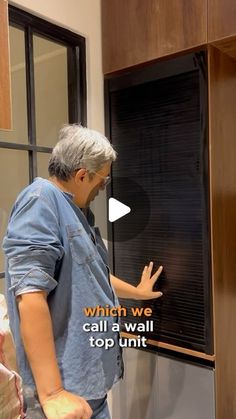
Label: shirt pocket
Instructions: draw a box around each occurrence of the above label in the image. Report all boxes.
[66,223,96,265]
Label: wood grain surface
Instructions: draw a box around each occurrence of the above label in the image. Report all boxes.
[209,0,236,42]
[121,332,215,361]
[0,0,11,130]
[211,35,236,61]
[208,45,236,419]
[102,0,207,74]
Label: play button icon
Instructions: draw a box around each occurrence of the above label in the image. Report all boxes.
[103,176,150,243]
[109,198,131,222]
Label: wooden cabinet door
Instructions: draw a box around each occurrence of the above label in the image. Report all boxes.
[102,0,207,74]
[0,0,11,130]
[209,0,236,42]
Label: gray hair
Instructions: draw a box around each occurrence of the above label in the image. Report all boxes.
[48,124,117,181]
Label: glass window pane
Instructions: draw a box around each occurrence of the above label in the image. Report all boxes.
[34,35,68,147]
[0,26,28,143]
[0,149,29,272]
[37,152,50,179]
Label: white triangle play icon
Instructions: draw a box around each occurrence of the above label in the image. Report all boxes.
[109,198,131,222]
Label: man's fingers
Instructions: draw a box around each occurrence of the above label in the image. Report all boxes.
[142,261,154,280]
[147,261,154,274]
[150,291,163,299]
[141,291,163,300]
[83,412,93,419]
[151,265,163,283]
[82,402,93,419]
[140,265,148,283]
[141,262,163,285]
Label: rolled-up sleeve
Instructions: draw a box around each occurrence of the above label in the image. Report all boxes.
[2,193,64,297]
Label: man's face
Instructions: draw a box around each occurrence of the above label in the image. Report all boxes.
[73,162,111,208]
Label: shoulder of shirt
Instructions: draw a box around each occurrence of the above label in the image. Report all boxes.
[11,178,91,229]
[14,177,67,212]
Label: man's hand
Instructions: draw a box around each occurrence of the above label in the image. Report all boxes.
[136,261,163,300]
[42,389,93,419]
[110,262,163,300]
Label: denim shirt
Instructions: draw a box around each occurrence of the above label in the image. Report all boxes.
[2,177,123,399]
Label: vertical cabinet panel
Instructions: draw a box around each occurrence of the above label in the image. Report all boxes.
[0,0,11,130]
[208,46,236,418]
[208,0,236,42]
[102,0,207,74]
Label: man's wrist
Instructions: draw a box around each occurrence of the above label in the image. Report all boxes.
[133,286,143,300]
[39,385,64,404]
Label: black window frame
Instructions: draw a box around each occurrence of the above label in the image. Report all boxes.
[0,5,87,279]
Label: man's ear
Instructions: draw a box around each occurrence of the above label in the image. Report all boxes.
[74,168,87,185]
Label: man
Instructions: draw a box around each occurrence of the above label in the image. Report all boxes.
[3,125,163,419]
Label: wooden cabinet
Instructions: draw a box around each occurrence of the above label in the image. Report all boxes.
[102,0,207,74]
[0,0,11,130]
[103,3,236,417]
[208,0,236,42]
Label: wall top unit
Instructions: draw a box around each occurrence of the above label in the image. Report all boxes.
[102,0,207,74]
[102,0,236,74]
